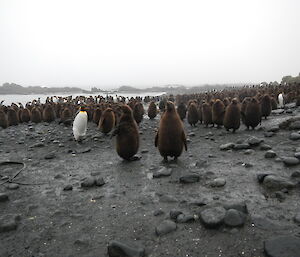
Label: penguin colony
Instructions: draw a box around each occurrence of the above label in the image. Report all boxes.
[0,82,299,161]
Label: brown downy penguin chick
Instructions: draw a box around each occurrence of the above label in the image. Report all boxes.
[7,108,19,126]
[111,105,139,160]
[223,98,241,133]
[31,107,42,123]
[148,101,157,119]
[133,102,144,124]
[212,99,225,128]
[177,102,187,120]
[244,97,262,130]
[20,108,31,123]
[260,94,272,119]
[270,95,278,110]
[202,102,213,127]
[187,102,199,126]
[43,104,56,122]
[155,101,187,161]
[60,107,73,126]
[241,97,251,125]
[99,108,115,134]
[92,107,102,124]
[0,109,8,129]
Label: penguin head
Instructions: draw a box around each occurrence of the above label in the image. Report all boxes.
[121,105,133,115]
[166,101,175,112]
[79,106,87,112]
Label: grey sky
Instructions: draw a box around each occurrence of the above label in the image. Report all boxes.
[0,0,299,89]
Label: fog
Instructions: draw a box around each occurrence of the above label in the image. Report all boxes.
[0,0,299,89]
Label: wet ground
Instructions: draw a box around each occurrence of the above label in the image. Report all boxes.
[0,105,300,257]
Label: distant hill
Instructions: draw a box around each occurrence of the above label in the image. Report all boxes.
[0,83,90,95]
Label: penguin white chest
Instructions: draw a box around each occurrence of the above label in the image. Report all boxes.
[73,111,88,141]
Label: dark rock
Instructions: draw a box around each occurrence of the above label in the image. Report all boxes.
[170,210,183,220]
[275,191,286,202]
[264,132,275,138]
[0,193,9,202]
[234,143,250,150]
[44,153,56,160]
[289,121,300,130]
[155,220,177,236]
[265,150,277,158]
[220,143,235,151]
[282,157,300,166]
[81,177,96,188]
[95,177,105,186]
[63,185,73,191]
[177,214,195,223]
[141,149,149,153]
[294,213,300,223]
[290,133,300,141]
[54,174,64,179]
[286,109,293,114]
[267,126,280,132]
[200,206,226,228]
[179,174,200,183]
[244,149,254,155]
[264,236,300,257]
[188,132,195,137]
[153,210,164,216]
[251,215,284,230]
[153,168,172,178]
[194,159,209,168]
[189,199,207,206]
[0,215,19,233]
[272,109,285,115]
[76,147,91,154]
[247,136,263,146]
[294,152,300,159]
[260,144,272,150]
[223,201,248,214]
[257,173,272,183]
[7,183,19,190]
[263,175,296,190]
[243,163,253,168]
[224,209,246,227]
[210,178,226,187]
[108,240,145,257]
[291,171,300,178]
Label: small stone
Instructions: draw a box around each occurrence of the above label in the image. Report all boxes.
[81,177,96,188]
[294,213,300,223]
[76,147,91,154]
[282,157,300,166]
[289,120,300,130]
[257,173,272,183]
[188,132,195,137]
[267,126,280,132]
[153,210,164,216]
[263,175,296,190]
[0,193,9,202]
[0,215,19,233]
[153,168,172,178]
[29,142,45,148]
[264,236,300,257]
[294,152,300,159]
[95,177,105,186]
[170,210,183,220]
[141,149,149,153]
[275,191,286,202]
[179,174,200,183]
[265,150,277,158]
[108,240,145,257]
[291,171,300,178]
[260,144,272,150]
[54,174,63,179]
[244,149,254,155]
[210,178,226,187]
[7,183,19,190]
[247,136,263,146]
[176,214,195,223]
[44,153,56,160]
[224,209,246,227]
[264,132,275,137]
[63,185,73,191]
[155,220,177,236]
[220,143,235,151]
[223,201,248,214]
[234,143,250,150]
[200,206,226,228]
[285,109,293,114]
[290,132,300,141]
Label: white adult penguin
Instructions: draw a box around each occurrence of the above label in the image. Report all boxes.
[278,93,284,108]
[73,106,88,141]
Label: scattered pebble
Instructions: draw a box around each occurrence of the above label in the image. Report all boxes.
[108,240,145,257]
[155,220,177,236]
[200,206,226,228]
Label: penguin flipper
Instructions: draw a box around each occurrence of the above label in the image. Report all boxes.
[155,132,159,147]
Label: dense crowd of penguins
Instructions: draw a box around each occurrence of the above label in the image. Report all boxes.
[0,82,300,161]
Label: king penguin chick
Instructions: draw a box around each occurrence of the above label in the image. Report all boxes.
[155,101,187,162]
[111,105,139,161]
[73,106,88,141]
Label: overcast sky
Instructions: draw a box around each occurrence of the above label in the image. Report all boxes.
[0,0,299,89]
